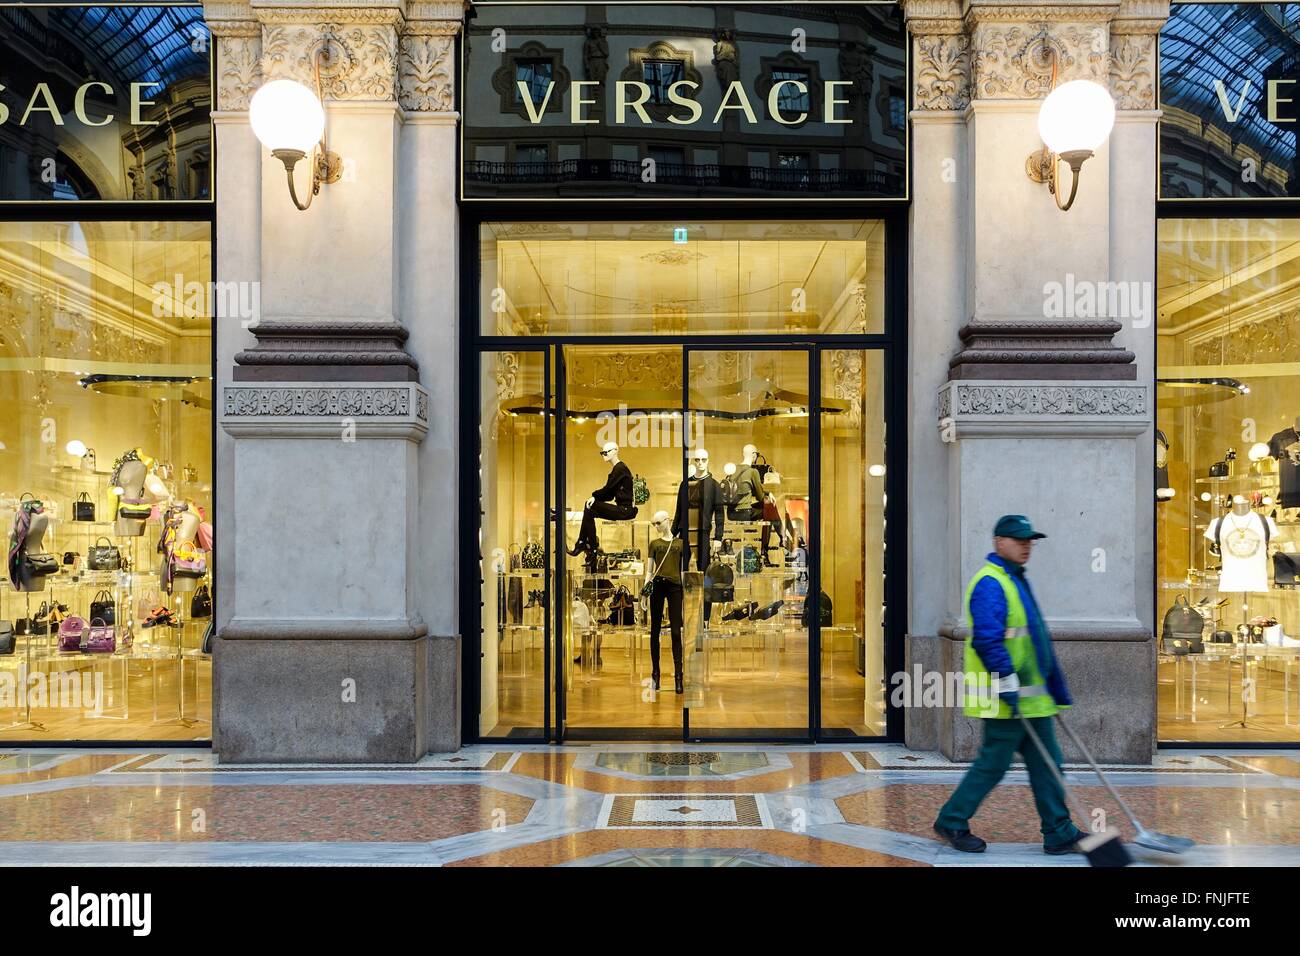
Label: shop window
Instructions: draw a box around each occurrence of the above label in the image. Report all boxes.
[1157,217,1300,742]
[0,220,214,741]
[514,59,553,106]
[771,68,811,114]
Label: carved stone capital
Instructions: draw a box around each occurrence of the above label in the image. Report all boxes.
[399,32,455,111]
[949,319,1137,381]
[914,34,971,111]
[1109,32,1156,111]
[901,0,964,36]
[217,34,263,111]
[1112,0,1171,35]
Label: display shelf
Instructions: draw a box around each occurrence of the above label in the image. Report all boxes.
[1194,474,1280,486]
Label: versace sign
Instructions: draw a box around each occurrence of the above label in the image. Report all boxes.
[462,2,907,200]
[0,4,212,201]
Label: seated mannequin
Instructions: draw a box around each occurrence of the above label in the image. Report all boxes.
[568,441,637,559]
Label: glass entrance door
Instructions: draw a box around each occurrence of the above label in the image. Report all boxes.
[685,347,812,737]
[558,344,687,737]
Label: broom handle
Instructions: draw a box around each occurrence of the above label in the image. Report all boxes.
[1054,715,1143,830]
[1017,715,1091,827]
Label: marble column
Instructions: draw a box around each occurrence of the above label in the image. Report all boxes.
[902,0,1167,764]
[208,0,465,762]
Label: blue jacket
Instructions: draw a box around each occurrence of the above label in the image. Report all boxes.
[968,553,1072,707]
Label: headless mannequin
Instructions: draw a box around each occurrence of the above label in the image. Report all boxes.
[163,507,202,594]
[730,443,764,521]
[570,441,637,557]
[115,458,149,537]
[17,511,50,592]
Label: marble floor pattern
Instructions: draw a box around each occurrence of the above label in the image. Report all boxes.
[2,745,1300,866]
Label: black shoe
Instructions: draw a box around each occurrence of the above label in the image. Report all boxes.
[674,674,683,694]
[651,673,661,691]
[1044,840,1084,856]
[933,824,986,853]
[567,541,589,557]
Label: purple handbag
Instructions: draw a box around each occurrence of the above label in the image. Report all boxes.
[83,617,116,653]
[58,615,87,652]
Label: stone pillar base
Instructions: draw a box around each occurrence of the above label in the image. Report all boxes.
[928,627,1155,765]
[215,623,429,763]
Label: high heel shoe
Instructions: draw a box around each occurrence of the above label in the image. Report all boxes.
[674,673,684,694]
[651,673,661,691]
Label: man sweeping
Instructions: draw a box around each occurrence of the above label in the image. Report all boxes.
[933,515,1087,855]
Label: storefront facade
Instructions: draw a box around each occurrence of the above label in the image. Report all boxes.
[13,0,1300,762]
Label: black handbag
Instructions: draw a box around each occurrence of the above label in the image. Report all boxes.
[0,621,13,655]
[87,537,121,571]
[72,492,95,522]
[1161,595,1205,651]
[89,590,116,626]
[1274,552,1300,587]
[190,583,212,618]
[21,552,58,577]
[703,560,735,602]
[1209,461,1229,478]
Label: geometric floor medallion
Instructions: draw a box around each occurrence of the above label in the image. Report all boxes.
[596,793,772,829]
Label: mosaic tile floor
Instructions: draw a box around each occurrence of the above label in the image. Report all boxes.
[2,745,1300,866]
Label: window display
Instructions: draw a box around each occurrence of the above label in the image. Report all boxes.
[475,219,888,740]
[1157,217,1300,741]
[0,220,213,740]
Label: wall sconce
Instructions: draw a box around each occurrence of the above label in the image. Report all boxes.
[248,50,341,210]
[1025,50,1115,212]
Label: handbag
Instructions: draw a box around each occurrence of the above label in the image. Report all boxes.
[72,492,95,522]
[1209,461,1228,478]
[740,546,761,574]
[57,615,87,652]
[0,621,12,655]
[1161,595,1206,651]
[29,602,50,635]
[62,551,79,567]
[117,501,152,519]
[21,552,58,577]
[632,473,650,505]
[703,559,735,602]
[89,590,116,626]
[171,540,207,577]
[83,618,115,653]
[190,583,212,618]
[87,536,121,571]
[520,539,544,570]
[1274,552,1300,587]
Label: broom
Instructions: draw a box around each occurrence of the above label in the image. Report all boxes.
[1018,715,1131,867]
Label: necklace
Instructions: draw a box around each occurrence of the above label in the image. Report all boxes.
[1224,513,1260,559]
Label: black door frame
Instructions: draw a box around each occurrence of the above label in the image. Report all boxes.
[460,205,909,744]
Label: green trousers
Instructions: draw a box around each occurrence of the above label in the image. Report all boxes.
[935,716,1083,848]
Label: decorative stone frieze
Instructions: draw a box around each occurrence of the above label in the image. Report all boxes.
[260,16,401,99]
[972,21,1109,99]
[936,380,1150,438]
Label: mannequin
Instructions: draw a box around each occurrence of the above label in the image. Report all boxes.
[673,447,724,620]
[1205,496,1277,595]
[568,441,637,557]
[161,504,203,594]
[729,443,764,521]
[113,451,152,537]
[645,510,685,694]
[1269,421,1300,510]
[14,508,51,592]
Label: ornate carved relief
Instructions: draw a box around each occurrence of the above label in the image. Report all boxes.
[261,20,399,100]
[1191,311,1300,366]
[972,23,1108,100]
[1109,32,1156,111]
[224,385,427,420]
[399,33,455,112]
[939,383,1148,419]
[914,34,970,110]
[217,34,262,111]
[826,349,864,428]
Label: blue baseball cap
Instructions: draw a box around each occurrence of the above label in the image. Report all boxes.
[993,515,1046,540]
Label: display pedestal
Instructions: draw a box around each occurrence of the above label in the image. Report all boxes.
[1219,595,1272,732]
[2,594,45,733]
